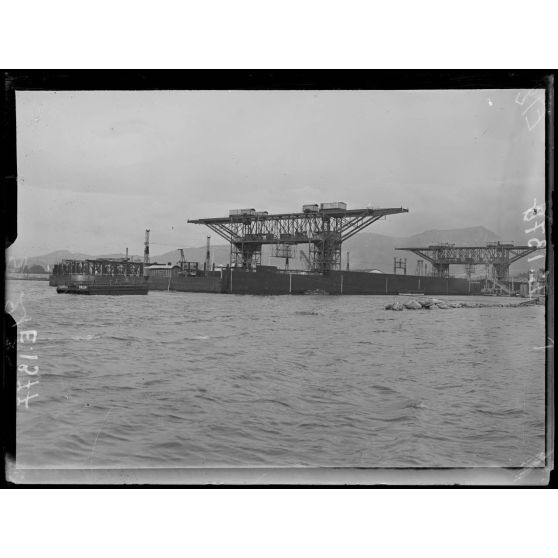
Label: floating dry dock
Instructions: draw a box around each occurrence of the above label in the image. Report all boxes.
[49,255,530,296]
[50,259,487,295]
[49,202,540,296]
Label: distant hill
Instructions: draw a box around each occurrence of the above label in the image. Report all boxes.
[11,226,542,277]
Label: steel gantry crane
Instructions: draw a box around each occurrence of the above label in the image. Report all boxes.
[188,203,409,274]
[395,242,540,281]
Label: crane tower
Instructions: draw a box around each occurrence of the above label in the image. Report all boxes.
[188,202,409,274]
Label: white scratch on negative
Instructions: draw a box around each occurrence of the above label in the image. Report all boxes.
[88,408,113,464]
[514,450,554,481]
[534,337,554,351]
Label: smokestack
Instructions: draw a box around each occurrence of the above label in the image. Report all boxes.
[144,229,150,276]
[126,247,129,260]
[144,230,150,264]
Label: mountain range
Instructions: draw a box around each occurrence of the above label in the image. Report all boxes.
[8,226,541,277]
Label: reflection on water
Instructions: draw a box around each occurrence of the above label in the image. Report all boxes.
[9,280,546,468]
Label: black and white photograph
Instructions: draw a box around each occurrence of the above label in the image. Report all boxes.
[3,72,553,486]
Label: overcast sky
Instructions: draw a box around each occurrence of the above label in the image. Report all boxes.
[12,89,545,257]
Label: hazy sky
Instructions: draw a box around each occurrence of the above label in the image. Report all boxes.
[12,89,545,257]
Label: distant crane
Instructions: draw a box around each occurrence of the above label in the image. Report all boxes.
[396,242,539,281]
[393,257,407,275]
[178,248,186,270]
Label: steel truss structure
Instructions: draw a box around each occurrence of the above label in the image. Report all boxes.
[393,257,407,275]
[396,242,538,280]
[189,206,409,273]
[54,258,143,277]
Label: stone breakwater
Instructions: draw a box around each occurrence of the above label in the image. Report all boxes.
[385,297,544,311]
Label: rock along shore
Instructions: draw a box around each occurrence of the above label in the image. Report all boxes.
[385,297,544,311]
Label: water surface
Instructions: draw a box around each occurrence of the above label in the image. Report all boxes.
[9,280,546,468]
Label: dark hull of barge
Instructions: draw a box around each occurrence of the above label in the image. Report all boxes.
[146,274,223,293]
[222,270,482,296]
[57,283,148,295]
[51,270,482,295]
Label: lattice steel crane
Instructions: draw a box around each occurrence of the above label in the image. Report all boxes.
[396,242,539,281]
[188,202,409,274]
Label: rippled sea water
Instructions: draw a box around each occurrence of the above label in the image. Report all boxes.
[9,280,546,469]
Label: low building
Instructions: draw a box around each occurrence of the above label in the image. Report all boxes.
[145,264,180,277]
